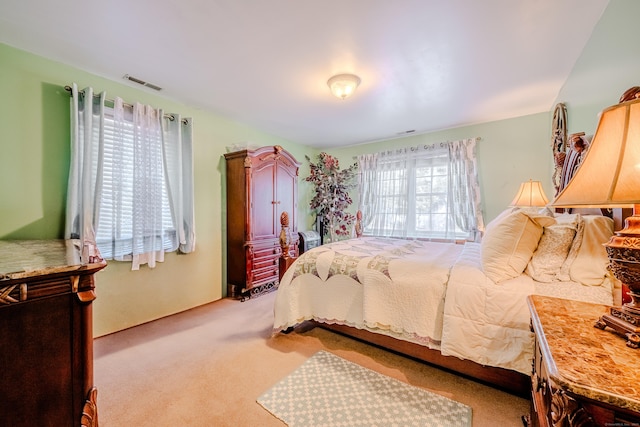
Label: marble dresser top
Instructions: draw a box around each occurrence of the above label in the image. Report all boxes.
[528,294,640,414]
[0,239,104,281]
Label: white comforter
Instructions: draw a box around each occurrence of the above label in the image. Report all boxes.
[273,238,614,375]
[442,242,613,374]
[273,237,463,347]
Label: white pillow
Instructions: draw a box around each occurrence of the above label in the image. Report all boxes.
[481,210,555,283]
[526,222,578,282]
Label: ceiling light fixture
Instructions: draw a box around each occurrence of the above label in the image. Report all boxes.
[327,74,361,100]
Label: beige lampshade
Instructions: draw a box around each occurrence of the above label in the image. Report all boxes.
[553,98,640,208]
[511,180,549,207]
[327,74,361,100]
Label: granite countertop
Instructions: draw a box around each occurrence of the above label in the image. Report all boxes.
[528,294,640,414]
[0,240,105,281]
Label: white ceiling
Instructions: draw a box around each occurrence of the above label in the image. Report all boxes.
[0,0,610,148]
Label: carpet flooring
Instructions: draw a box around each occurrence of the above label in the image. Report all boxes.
[94,290,529,426]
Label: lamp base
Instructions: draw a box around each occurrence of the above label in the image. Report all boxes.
[595,306,640,348]
[596,208,640,348]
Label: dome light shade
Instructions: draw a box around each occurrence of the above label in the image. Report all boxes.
[327,74,361,100]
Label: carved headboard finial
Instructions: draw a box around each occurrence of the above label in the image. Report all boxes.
[355,210,363,238]
[620,86,640,103]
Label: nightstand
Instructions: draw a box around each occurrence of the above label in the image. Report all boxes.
[527,295,640,427]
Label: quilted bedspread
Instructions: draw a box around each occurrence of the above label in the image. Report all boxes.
[273,237,464,347]
[273,237,615,376]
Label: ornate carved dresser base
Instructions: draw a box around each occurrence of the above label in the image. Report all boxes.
[0,240,106,426]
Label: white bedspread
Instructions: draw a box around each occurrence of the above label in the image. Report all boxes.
[273,237,464,347]
[274,239,614,376]
[441,242,613,375]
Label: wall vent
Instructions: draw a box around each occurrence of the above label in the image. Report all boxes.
[123,74,162,91]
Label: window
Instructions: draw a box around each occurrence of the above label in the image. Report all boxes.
[358,139,483,242]
[94,106,177,259]
[66,84,195,269]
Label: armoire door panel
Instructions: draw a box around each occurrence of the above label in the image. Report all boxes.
[251,162,276,239]
[276,162,297,232]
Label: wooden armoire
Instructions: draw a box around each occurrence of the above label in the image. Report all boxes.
[224,145,300,299]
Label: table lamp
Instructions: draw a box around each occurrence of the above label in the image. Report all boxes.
[511,179,549,207]
[552,95,640,348]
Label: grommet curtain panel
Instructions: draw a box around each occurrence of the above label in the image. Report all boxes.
[65,83,195,270]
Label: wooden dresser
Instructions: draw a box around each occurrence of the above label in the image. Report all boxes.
[0,240,106,427]
[224,145,300,300]
[527,295,640,427]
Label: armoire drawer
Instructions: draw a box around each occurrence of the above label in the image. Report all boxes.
[251,265,279,285]
[252,254,279,270]
[252,244,281,259]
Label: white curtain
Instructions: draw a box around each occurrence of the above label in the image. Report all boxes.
[356,153,379,233]
[357,150,411,238]
[66,83,195,269]
[448,138,484,241]
[162,112,196,254]
[65,84,105,263]
[357,138,483,241]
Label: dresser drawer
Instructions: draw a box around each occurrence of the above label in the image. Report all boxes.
[242,240,281,290]
[253,244,281,259]
[251,265,279,286]
[250,242,280,274]
[253,255,279,270]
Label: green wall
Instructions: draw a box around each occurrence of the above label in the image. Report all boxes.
[330,113,552,224]
[0,43,316,336]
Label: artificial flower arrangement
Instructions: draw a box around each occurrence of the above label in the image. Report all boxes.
[304,152,358,241]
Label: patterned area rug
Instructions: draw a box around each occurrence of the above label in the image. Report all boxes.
[257,351,472,427]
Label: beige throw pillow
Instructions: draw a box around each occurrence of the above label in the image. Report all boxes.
[570,215,614,286]
[481,210,555,283]
[551,214,613,285]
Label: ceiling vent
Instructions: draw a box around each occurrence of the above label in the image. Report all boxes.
[123,74,162,91]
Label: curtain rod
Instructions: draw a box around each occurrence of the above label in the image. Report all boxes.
[64,85,188,125]
[351,137,482,160]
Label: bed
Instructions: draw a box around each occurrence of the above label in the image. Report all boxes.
[272,209,618,396]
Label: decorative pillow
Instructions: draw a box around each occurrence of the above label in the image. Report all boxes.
[570,215,614,286]
[557,214,584,281]
[481,210,556,283]
[526,223,577,282]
